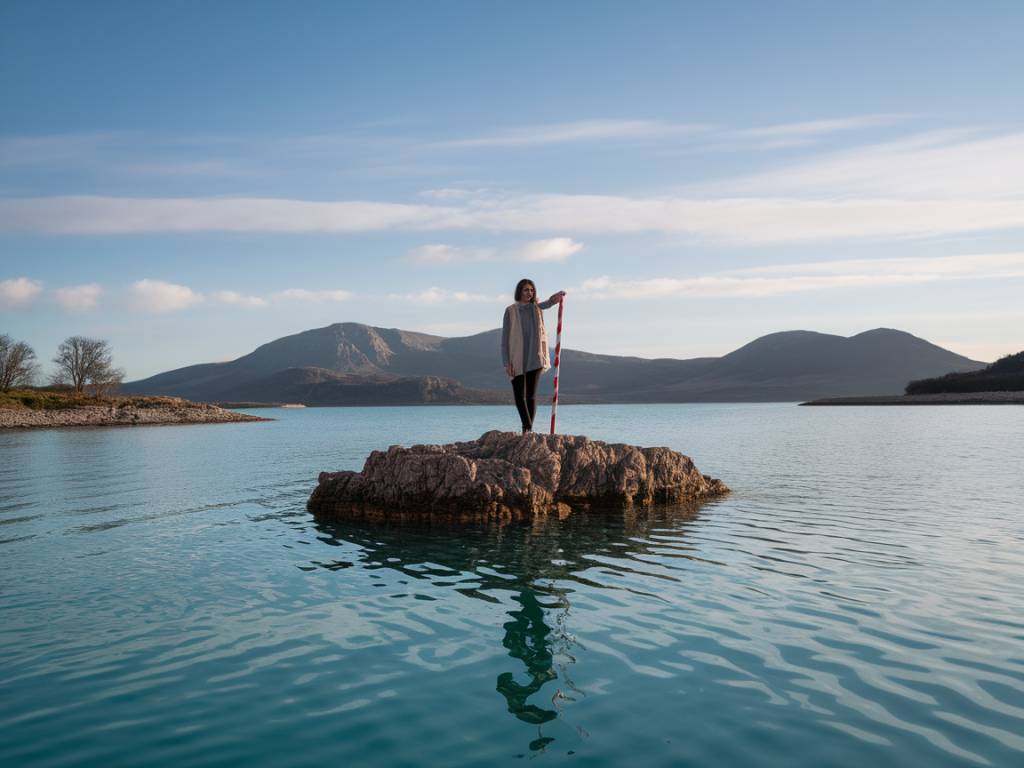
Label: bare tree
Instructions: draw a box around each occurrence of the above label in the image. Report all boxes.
[52,336,120,395]
[88,366,126,397]
[0,334,39,391]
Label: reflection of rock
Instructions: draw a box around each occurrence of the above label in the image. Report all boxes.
[309,500,710,592]
[308,430,728,520]
[310,503,716,753]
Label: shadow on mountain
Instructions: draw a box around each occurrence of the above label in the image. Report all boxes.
[123,322,987,404]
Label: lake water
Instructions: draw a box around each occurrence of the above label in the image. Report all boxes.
[2,404,1023,767]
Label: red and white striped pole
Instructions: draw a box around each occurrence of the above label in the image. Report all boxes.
[549,297,564,435]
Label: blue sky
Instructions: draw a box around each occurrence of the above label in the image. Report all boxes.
[2,0,1023,379]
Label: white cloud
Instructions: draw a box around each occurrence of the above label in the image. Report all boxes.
[578,252,1024,301]
[408,244,496,264]
[731,114,909,146]
[519,237,584,262]
[390,287,504,304]
[212,290,267,308]
[409,244,458,264]
[416,321,490,336]
[579,273,938,300]
[5,192,1024,245]
[738,115,904,138]
[418,187,489,201]
[130,279,202,312]
[273,288,352,302]
[5,125,1024,245]
[0,196,468,235]
[434,119,708,149]
[54,283,102,312]
[726,252,1024,278]
[0,277,44,308]
[696,129,1024,199]
[410,238,582,265]
[581,276,611,291]
[468,194,1024,244]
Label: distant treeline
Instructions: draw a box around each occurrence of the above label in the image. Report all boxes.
[906,351,1024,394]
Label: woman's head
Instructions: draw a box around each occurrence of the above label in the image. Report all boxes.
[514,279,537,303]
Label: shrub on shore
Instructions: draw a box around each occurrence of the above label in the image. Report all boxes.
[0,388,208,411]
[906,351,1024,394]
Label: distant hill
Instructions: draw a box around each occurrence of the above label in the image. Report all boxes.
[122,323,987,404]
[906,351,1024,394]
[213,367,508,406]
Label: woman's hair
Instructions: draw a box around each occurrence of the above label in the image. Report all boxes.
[514,278,537,303]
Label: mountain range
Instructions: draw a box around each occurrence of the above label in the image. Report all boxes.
[121,323,986,405]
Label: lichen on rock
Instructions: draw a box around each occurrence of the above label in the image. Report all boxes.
[308,430,728,520]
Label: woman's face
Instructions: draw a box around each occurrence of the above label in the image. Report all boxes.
[520,283,535,302]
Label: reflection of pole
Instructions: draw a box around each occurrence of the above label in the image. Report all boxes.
[549,297,564,435]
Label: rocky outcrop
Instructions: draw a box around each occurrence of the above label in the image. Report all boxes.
[308,430,728,520]
[0,399,267,429]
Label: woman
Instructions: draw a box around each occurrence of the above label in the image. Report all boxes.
[501,279,566,433]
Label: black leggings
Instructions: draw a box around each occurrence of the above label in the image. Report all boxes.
[511,369,542,431]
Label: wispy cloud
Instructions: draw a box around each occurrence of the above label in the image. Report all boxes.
[0,277,44,308]
[0,196,467,235]
[4,124,1024,244]
[408,244,496,265]
[272,288,352,302]
[211,290,267,308]
[0,132,128,167]
[695,129,1024,198]
[54,283,102,312]
[415,321,491,336]
[389,287,504,304]
[7,193,1024,244]
[434,119,709,149]
[725,252,1024,278]
[130,279,202,312]
[0,132,257,180]
[118,160,250,177]
[519,237,583,262]
[408,237,582,264]
[727,114,910,148]
[417,187,490,201]
[577,252,1024,300]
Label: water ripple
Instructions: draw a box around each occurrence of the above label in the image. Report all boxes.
[2,405,1024,766]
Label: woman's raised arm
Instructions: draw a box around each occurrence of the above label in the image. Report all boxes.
[540,290,566,309]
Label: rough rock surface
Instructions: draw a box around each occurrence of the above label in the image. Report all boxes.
[308,430,728,519]
[0,401,267,429]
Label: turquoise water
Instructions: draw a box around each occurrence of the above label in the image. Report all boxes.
[2,404,1023,767]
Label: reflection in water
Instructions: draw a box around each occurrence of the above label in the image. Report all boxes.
[497,590,558,725]
[311,501,709,752]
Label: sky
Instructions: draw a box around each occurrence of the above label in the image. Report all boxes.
[2,0,1023,380]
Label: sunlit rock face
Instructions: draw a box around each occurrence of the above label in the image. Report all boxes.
[308,430,728,520]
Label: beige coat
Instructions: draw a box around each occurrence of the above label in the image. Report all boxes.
[504,302,551,378]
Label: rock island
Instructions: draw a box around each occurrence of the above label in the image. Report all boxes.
[308,430,728,520]
[0,390,268,429]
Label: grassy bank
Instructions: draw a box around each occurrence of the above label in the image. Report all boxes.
[0,389,216,412]
[1,389,269,429]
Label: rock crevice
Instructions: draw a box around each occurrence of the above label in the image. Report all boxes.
[308,430,728,519]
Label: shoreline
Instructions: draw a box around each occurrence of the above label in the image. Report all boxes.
[0,400,270,430]
[801,391,1024,406]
